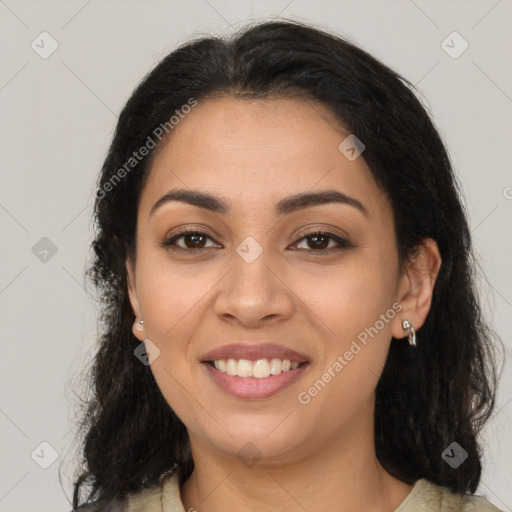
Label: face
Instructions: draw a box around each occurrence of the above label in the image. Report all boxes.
[126,96,415,463]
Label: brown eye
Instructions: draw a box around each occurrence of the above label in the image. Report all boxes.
[292,231,352,254]
[303,233,331,250]
[181,233,207,249]
[161,229,352,255]
[162,230,218,250]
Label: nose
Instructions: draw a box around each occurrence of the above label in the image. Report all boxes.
[213,243,295,328]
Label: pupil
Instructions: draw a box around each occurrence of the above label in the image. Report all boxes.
[186,234,205,248]
[309,234,328,250]
[183,234,330,250]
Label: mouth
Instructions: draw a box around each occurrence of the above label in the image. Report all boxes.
[200,344,311,399]
[204,358,309,378]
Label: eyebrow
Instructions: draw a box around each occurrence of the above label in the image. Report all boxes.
[149,188,368,218]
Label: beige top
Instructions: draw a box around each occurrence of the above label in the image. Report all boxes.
[125,473,504,512]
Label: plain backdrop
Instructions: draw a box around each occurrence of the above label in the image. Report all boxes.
[0,1,511,510]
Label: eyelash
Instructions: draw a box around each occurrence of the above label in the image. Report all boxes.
[161,228,353,255]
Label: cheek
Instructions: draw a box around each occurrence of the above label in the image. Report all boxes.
[299,252,398,341]
[136,252,217,342]
[134,236,400,434]
[137,244,399,362]
[135,263,214,428]
[295,252,399,409]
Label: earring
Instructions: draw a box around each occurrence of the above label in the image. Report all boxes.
[134,319,144,332]
[401,320,416,346]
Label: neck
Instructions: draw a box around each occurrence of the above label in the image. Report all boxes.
[180,400,413,512]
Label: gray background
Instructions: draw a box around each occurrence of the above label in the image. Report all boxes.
[0,1,511,510]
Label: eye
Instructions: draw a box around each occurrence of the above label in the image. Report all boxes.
[291,230,353,254]
[161,228,352,254]
[161,229,220,251]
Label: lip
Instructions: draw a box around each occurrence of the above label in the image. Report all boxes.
[201,343,310,363]
[203,361,310,399]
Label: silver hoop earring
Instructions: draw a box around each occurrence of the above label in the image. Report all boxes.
[401,320,416,346]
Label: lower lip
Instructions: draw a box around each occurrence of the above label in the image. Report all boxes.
[203,362,310,399]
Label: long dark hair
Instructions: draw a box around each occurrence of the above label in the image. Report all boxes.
[69,19,502,510]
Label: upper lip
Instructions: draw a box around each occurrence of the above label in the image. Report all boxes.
[201,343,310,363]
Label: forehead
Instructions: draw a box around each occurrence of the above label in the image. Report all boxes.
[139,96,390,221]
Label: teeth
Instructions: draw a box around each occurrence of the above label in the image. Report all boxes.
[212,358,303,378]
[237,359,253,377]
[270,358,282,375]
[252,359,270,378]
[226,359,237,376]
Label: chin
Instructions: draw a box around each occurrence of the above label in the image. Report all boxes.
[196,415,309,463]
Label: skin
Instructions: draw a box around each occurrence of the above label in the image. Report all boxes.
[126,96,442,512]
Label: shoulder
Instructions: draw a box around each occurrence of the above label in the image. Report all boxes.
[395,478,504,512]
[71,497,127,511]
[462,494,505,512]
[71,476,177,512]
[125,473,185,512]
[125,485,163,512]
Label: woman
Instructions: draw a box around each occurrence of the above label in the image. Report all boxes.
[71,19,504,512]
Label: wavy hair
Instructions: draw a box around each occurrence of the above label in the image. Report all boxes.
[70,19,501,510]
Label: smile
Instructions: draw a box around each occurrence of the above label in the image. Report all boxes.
[203,359,310,399]
[207,358,306,378]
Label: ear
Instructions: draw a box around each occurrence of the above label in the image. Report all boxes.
[126,256,145,341]
[391,238,442,340]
